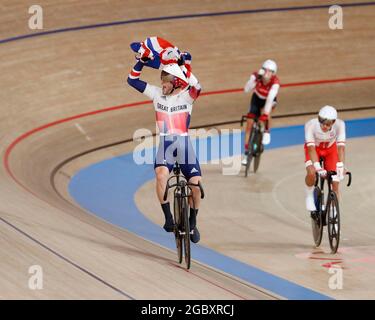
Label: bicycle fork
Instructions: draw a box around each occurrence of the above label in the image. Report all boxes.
[175,186,192,236]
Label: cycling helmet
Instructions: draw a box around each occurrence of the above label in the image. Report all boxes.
[161,64,188,89]
[262,59,278,73]
[318,105,337,124]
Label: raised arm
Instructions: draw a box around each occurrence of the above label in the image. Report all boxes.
[127,61,147,93]
[186,72,201,102]
[127,60,160,100]
[244,74,257,93]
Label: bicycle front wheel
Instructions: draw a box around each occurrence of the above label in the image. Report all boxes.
[253,130,262,173]
[245,130,256,177]
[181,196,191,269]
[173,192,183,264]
[253,152,262,173]
[311,187,323,247]
[327,191,340,254]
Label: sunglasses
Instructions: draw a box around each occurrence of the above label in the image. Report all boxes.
[318,116,335,126]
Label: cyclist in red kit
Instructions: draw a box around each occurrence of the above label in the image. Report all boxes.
[242,60,280,165]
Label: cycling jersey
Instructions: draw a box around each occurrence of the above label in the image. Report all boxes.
[305,118,346,149]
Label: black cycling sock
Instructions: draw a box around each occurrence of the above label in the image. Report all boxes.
[161,202,173,222]
[189,208,198,230]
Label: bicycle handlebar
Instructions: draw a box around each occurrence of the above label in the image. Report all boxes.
[314,171,352,187]
[191,181,205,199]
[240,114,268,128]
[240,115,247,127]
[163,176,205,201]
[346,171,352,187]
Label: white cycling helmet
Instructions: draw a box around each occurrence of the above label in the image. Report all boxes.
[161,63,188,83]
[318,105,337,122]
[262,59,277,73]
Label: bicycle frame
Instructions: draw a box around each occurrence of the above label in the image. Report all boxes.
[241,115,267,138]
[241,115,266,176]
[163,162,204,269]
[315,170,352,194]
[163,163,205,204]
[312,163,352,253]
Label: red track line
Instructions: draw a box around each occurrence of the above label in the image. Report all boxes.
[308,257,343,261]
[3,100,151,193]
[201,88,242,96]
[282,76,375,87]
[3,75,375,192]
[201,76,375,96]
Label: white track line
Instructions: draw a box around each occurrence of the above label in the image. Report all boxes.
[271,171,311,227]
[74,123,91,141]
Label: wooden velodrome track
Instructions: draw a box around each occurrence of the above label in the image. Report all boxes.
[1,0,375,299]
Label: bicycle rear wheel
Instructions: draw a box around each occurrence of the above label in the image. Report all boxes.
[245,130,256,177]
[311,187,323,247]
[327,191,340,254]
[253,154,261,173]
[181,196,191,269]
[173,191,183,264]
[253,131,263,173]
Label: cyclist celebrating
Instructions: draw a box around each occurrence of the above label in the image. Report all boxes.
[127,59,202,243]
[304,106,347,211]
[242,59,280,165]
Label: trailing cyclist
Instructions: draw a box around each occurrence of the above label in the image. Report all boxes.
[242,59,280,165]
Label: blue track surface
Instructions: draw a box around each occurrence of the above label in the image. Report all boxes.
[69,118,375,300]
